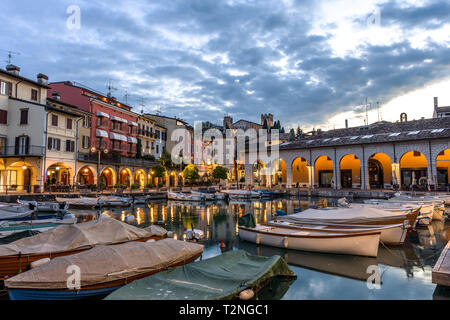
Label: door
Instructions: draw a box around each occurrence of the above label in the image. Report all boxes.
[369,159,384,189]
[341,170,352,188]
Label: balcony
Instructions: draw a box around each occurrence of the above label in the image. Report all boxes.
[0,146,45,158]
[78,152,157,167]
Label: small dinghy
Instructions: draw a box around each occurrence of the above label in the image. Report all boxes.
[0,214,77,239]
[239,215,381,257]
[17,200,68,213]
[56,197,105,209]
[0,203,35,221]
[131,195,151,204]
[5,239,204,300]
[0,216,167,280]
[105,250,296,300]
[99,196,132,207]
[167,192,204,202]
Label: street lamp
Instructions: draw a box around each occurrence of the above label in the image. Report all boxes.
[91,147,109,192]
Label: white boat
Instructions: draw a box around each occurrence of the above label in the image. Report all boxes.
[56,197,105,209]
[185,228,205,241]
[267,220,408,245]
[363,199,436,224]
[99,196,132,207]
[0,215,77,238]
[167,192,204,202]
[131,195,152,204]
[17,200,68,213]
[0,203,35,221]
[221,190,252,199]
[191,190,226,201]
[238,223,381,257]
[279,206,419,228]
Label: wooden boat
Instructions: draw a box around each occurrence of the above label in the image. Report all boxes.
[432,241,450,287]
[267,220,409,245]
[17,200,69,213]
[238,222,381,257]
[56,197,104,209]
[5,239,204,300]
[286,206,420,227]
[0,217,167,280]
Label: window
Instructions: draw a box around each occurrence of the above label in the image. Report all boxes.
[129,143,133,153]
[66,118,73,130]
[146,141,150,149]
[97,117,103,127]
[65,140,75,152]
[0,110,7,124]
[83,116,90,128]
[0,137,6,154]
[31,89,38,101]
[0,81,12,96]
[82,136,90,149]
[16,136,29,155]
[151,142,154,150]
[51,115,58,127]
[20,109,28,125]
[47,137,61,151]
[156,145,159,154]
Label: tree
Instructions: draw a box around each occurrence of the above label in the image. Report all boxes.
[280,127,285,133]
[152,164,166,178]
[296,126,302,138]
[183,164,200,184]
[159,150,176,169]
[212,166,228,182]
[289,128,295,141]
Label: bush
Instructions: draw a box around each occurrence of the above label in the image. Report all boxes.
[146,183,154,189]
[100,183,107,191]
[240,177,245,183]
[114,183,124,189]
[131,182,141,190]
[158,182,164,188]
[152,164,167,178]
[213,166,228,181]
[182,164,200,184]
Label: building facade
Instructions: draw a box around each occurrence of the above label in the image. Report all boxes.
[0,65,49,192]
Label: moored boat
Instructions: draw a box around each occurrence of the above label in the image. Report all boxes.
[0,216,167,280]
[0,203,35,221]
[0,215,77,239]
[56,197,105,209]
[239,215,381,257]
[105,249,296,300]
[5,239,204,300]
[17,200,68,213]
[167,192,204,201]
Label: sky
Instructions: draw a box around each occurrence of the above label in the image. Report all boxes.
[1,0,449,132]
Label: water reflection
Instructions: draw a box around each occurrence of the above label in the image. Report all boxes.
[76,197,448,300]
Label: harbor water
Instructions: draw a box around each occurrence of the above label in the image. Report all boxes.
[89,197,450,300]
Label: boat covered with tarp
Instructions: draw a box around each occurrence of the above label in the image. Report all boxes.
[0,217,167,280]
[278,206,418,226]
[5,239,204,300]
[105,250,296,300]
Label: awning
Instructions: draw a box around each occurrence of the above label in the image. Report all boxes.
[128,121,138,127]
[96,129,109,138]
[96,111,110,118]
[111,115,128,123]
[110,132,128,142]
[128,137,138,144]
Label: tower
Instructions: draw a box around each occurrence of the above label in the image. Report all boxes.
[261,114,274,128]
[223,116,233,129]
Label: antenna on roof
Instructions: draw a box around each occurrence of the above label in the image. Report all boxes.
[139,98,145,115]
[106,80,117,98]
[0,49,21,65]
[377,101,382,122]
[364,97,372,125]
[123,90,130,105]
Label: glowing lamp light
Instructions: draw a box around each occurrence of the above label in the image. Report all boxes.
[90,147,97,153]
[84,169,89,173]
[56,167,60,171]
[105,170,109,174]
[22,165,27,170]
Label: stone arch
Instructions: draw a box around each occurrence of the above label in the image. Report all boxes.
[119,168,132,187]
[253,159,268,186]
[399,150,428,189]
[46,162,74,186]
[315,155,334,188]
[339,154,361,189]
[368,153,392,189]
[77,165,97,185]
[271,158,287,185]
[4,161,38,191]
[134,169,147,188]
[100,167,116,187]
[436,148,450,187]
[292,157,310,186]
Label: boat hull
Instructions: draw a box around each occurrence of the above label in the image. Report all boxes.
[0,235,167,281]
[7,251,202,300]
[238,227,380,257]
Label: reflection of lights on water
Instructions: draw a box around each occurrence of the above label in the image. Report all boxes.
[173,233,178,240]
[120,213,125,222]
[207,230,210,240]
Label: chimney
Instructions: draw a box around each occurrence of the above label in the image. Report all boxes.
[37,73,48,86]
[6,64,20,76]
[434,97,438,109]
[345,119,348,128]
[52,91,61,101]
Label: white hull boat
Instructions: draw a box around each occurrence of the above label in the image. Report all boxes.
[363,200,436,224]
[190,191,226,201]
[167,192,204,202]
[17,200,68,213]
[0,215,77,238]
[0,203,36,221]
[99,196,132,207]
[267,220,408,246]
[131,196,151,204]
[56,197,104,209]
[221,190,252,199]
[238,224,381,257]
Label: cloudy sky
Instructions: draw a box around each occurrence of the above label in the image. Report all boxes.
[1,0,449,131]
